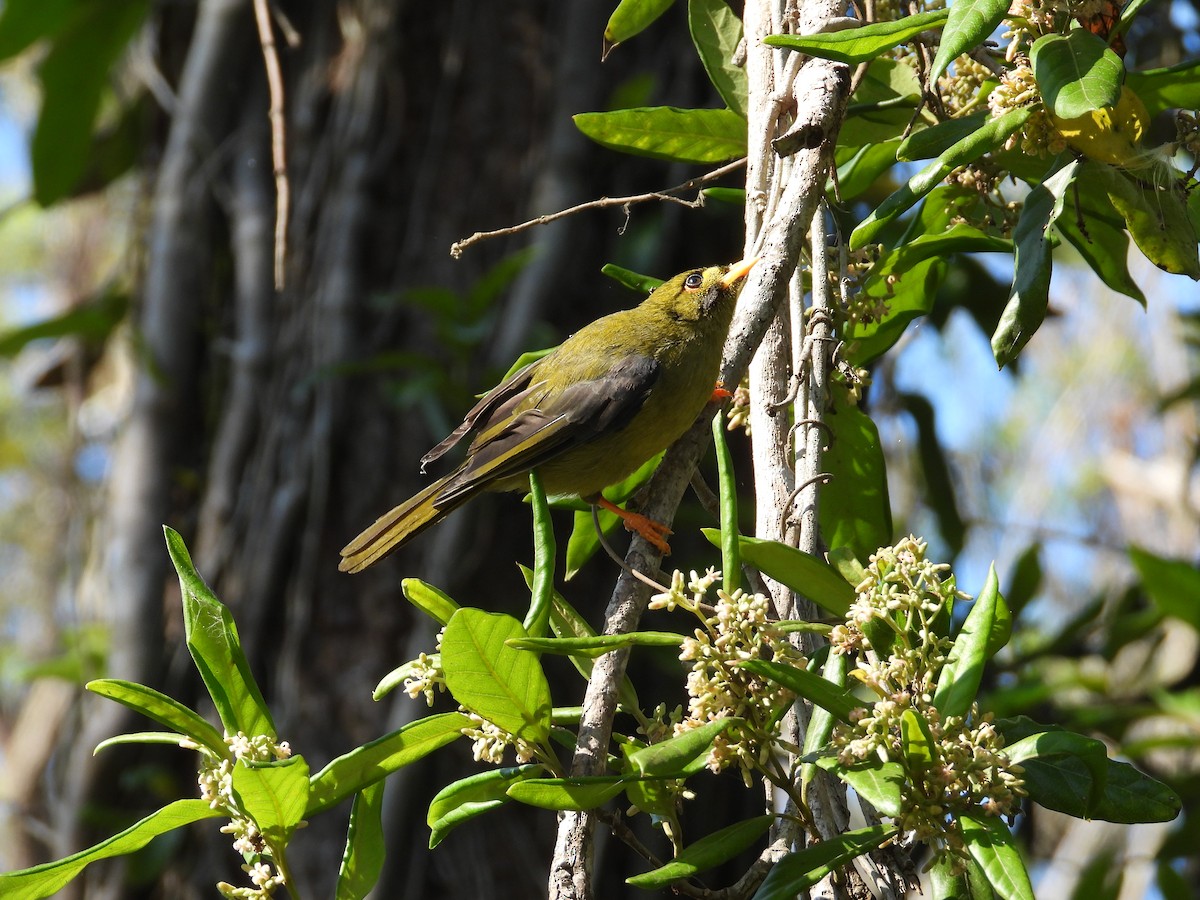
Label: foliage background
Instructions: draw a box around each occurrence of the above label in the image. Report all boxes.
[0,0,1198,897]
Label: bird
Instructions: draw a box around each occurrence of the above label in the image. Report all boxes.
[338,258,757,573]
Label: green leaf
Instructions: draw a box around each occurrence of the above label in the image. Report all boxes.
[706,532,854,615]
[928,0,1010,86]
[827,547,866,587]
[524,471,555,639]
[991,159,1077,368]
[627,718,735,777]
[165,527,275,739]
[851,106,1032,249]
[565,507,618,578]
[876,222,1013,267]
[307,712,470,814]
[839,59,924,151]
[573,107,746,164]
[508,631,685,657]
[620,751,681,824]
[753,825,897,900]
[1126,61,1200,116]
[712,410,741,594]
[600,263,663,293]
[898,393,965,555]
[499,347,555,382]
[531,567,643,713]
[933,565,1008,718]
[763,10,949,65]
[741,660,861,724]
[847,256,944,366]
[1056,174,1146,305]
[93,731,203,754]
[0,0,74,60]
[1003,730,1108,819]
[1015,750,1181,823]
[1004,544,1041,620]
[819,399,891,562]
[0,800,223,899]
[427,766,538,848]
[1130,545,1200,633]
[701,186,745,204]
[928,852,996,900]
[627,815,773,887]
[441,609,553,749]
[1030,30,1122,119]
[803,651,849,757]
[688,0,747,118]
[506,776,627,810]
[815,758,905,817]
[0,289,128,358]
[86,678,226,756]
[846,186,983,364]
[373,654,439,701]
[401,579,460,625]
[564,452,664,578]
[833,140,902,200]
[1087,162,1200,279]
[231,756,310,850]
[32,0,149,205]
[901,708,936,766]
[604,0,674,52]
[1157,859,1194,900]
[897,113,989,162]
[335,782,386,900]
[1111,0,1152,45]
[960,815,1035,900]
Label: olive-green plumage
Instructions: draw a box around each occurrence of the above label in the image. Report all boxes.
[338,259,756,573]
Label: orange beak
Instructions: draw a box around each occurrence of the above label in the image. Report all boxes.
[719,256,759,288]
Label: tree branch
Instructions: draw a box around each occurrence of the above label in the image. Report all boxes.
[547,22,851,898]
[451,159,747,258]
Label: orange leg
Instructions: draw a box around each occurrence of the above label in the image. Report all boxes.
[710,383,733,402]
[595,496,673,555]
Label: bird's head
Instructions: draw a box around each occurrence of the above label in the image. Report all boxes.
[650,257,758,322]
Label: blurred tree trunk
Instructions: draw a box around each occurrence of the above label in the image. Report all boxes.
[30,0,747,897]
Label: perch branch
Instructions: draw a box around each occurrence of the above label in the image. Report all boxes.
[547,40,851,900]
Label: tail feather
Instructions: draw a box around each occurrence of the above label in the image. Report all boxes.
[338,472,477,573]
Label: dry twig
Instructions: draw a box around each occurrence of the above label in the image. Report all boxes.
[450,159,747,258]
[252,0,291,290]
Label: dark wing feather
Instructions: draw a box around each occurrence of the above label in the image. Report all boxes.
[437,354,660,503]
[420,361,543,471]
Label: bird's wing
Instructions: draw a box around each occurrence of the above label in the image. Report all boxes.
[436,353,661,503]
[420,360,543,471]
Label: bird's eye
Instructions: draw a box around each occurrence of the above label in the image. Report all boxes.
[684,272,704,290]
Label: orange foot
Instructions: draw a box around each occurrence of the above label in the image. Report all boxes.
[710,383,733,402]
[596,496,673,555]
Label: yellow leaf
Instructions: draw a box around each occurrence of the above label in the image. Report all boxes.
[1049,85,1149,167]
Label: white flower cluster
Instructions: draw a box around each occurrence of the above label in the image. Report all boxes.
[654,570,807,786]
[187,731,292,900]
[404,628,447,706]
[460,712,538,766]
[829,537,1024,869]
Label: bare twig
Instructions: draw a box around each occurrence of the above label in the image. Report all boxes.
[252,0,289,290]
[590,506,670,594]
[451,158,747,258]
